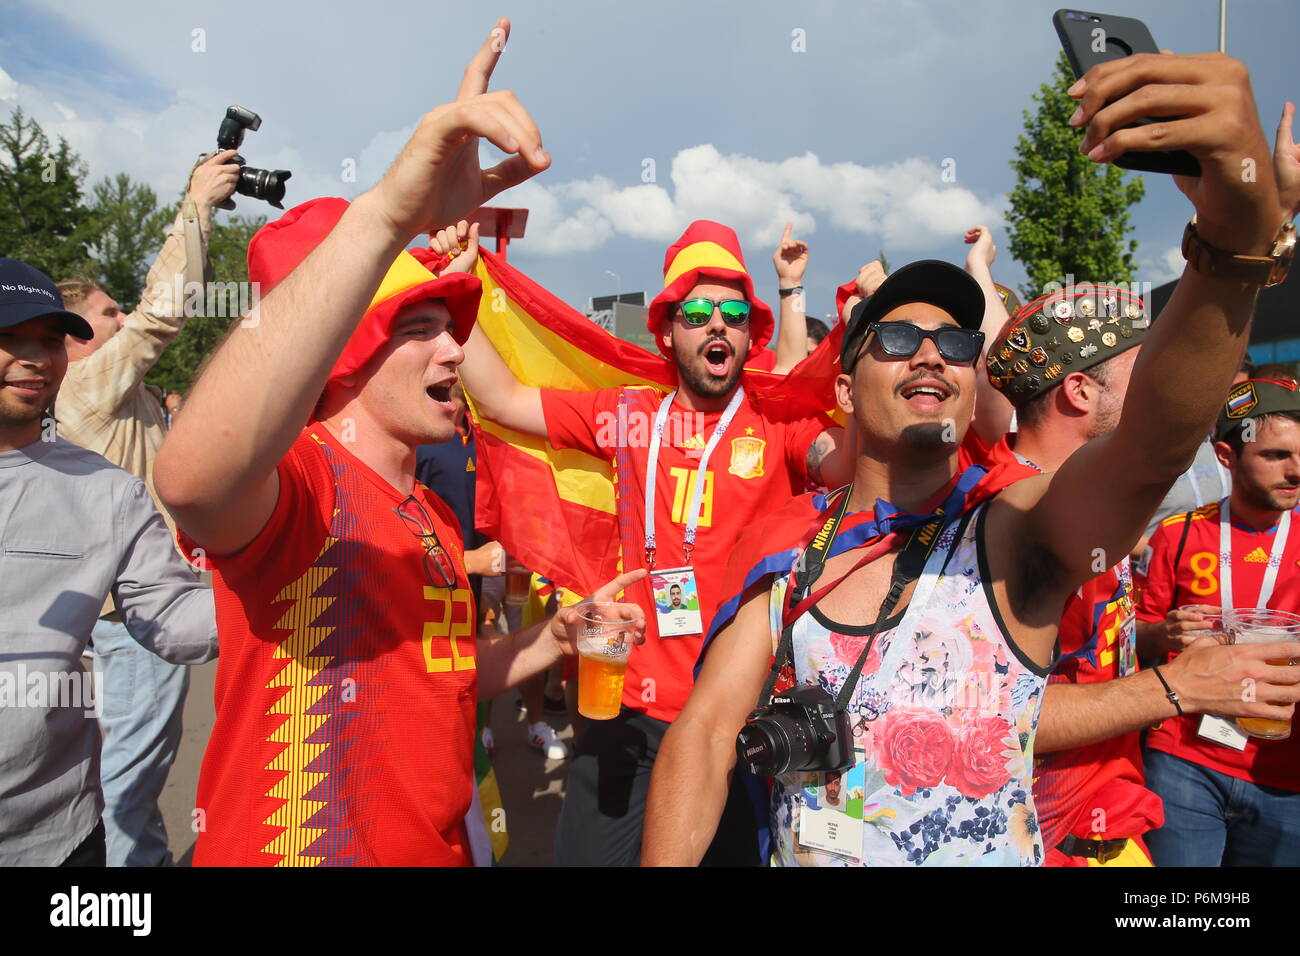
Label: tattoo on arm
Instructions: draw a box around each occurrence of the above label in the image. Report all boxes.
[806,432,833,485]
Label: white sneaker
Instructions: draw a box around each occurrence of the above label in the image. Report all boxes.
[527,721,568,761]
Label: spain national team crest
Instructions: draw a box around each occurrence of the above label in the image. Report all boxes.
[1225,381,1259,419]
[728,436,766,479]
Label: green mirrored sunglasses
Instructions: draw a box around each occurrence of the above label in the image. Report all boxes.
[677,298,752,326]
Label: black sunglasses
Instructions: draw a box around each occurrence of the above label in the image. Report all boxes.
[847,321,984,371]
[394,494,458,589]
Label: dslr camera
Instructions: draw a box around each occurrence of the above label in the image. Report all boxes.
[736,683,854,777]
[208,105,291,209]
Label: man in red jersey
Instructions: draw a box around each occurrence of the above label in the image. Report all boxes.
[1136,378,1300,865]
[154,19,642,866]
[458,214,854,865]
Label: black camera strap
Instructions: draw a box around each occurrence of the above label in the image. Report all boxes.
[754,485,958,713]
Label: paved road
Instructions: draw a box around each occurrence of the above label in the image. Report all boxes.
[161,661,575,866]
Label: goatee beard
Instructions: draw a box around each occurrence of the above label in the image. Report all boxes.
[675,342,742,400]
[899,422,951,452]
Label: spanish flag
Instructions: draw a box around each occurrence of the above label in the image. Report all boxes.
[467,248,844,598]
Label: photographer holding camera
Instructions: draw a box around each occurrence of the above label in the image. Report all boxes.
[53,149,237,867]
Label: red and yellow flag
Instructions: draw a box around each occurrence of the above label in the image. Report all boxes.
[467,249,843,597]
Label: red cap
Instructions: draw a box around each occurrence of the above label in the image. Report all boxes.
[646,220,774,361]
[246,197,481,381]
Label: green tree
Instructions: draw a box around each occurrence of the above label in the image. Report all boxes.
[1007,53,1146,300]
[145,210,266,394]
[0,106,96,279]
[86,173,172,309]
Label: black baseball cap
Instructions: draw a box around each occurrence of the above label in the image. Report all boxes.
[841,260,984,371]
[0,258,94,339]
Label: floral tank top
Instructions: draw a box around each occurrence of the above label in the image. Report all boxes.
[767,504,1049,866]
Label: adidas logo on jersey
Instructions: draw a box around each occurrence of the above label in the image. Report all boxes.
[1243,547,1270,563]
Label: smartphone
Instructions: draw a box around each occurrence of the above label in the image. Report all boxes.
[1053,8,1201,176]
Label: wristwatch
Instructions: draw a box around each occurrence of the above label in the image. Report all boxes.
[777,285,804,298]
[1181,216,1296,287]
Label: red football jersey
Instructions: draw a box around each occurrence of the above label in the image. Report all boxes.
[1135,499,1300,792]
[184,427,478,866]
[541,385,829,721]
[1034,562,1163,863]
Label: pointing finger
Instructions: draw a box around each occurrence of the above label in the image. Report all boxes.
[1278,101,1296,156]
[457,16,510,101]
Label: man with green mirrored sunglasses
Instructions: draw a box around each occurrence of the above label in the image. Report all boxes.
[460,218,854,867]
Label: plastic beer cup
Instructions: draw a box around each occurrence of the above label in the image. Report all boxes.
[505,560,530,606]
[574,602,642,721]
[1224,608,1300,740]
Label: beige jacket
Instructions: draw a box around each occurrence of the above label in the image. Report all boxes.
[56,204,211,613]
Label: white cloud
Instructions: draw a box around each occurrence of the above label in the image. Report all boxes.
[1142,245,1184,285]
[0,66,18,101]
[495,144,1002,256]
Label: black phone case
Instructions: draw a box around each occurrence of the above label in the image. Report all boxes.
[1053,8,1201,176]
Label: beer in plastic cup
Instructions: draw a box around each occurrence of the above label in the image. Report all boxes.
[575,602,641,721]
[1225,609,1300,740]
[505,560,530,606]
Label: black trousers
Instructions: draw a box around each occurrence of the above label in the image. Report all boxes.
[61,819,107,867]
[555,707,761,866]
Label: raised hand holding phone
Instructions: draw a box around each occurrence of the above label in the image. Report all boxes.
[1067,46,1280,255]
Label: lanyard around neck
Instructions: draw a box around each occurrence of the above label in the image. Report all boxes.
[1219,497,1291,610]
[642,387,745,568]
[757,484,959,712]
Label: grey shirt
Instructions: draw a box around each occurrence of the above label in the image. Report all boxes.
[0,437,216,865]
[1144,437,1232,536]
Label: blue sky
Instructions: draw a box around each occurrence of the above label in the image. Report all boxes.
[2,0,1296,321]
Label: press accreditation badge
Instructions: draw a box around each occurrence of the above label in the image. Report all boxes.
[651,567,703,637]
[1116,614,1138,678]
[1196,715,1249,751]
[797,750,866,862]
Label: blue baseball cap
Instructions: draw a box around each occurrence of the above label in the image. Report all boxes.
[0,258,94,339]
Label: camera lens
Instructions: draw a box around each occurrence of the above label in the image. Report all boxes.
[737,712,817,776]
[236,166,292,209]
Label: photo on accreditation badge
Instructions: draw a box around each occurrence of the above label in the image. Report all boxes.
[650,568,703,636]
[798,758,867,860]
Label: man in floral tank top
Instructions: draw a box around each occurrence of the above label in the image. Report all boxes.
[641,50,1300,865]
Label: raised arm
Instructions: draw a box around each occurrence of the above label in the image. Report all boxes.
[770,221,809,374]
[155,18,550,554]
[1274,101,1300,223]
[1001,52,1286,602]
[63,155,237,412]
[432,218,546,435]
[963,225,1015,445]
[642,580,773,865]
